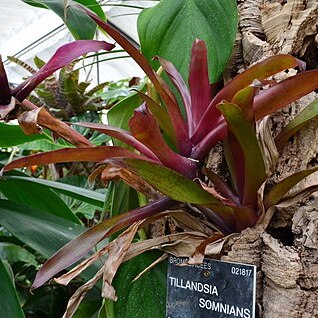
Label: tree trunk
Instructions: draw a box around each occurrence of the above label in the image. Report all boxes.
[218,1,318,317]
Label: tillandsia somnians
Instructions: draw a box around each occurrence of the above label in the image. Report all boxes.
[2,4,318,317]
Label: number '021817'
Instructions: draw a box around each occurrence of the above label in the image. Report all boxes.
[231,267,252,277]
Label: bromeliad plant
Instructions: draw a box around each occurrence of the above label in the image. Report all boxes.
[2,6,318,317]
[8,55,113,120]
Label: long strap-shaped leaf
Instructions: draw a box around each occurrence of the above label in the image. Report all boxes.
[254,70,318,120]
[275,98,318,151]
[137,91,176,146]
[3,176,105,207]
[76,4,192,156]
[218,102,266,207]
[189,39,212,131]
[73,122,159,161]
[13,40,115,101]
[108,158,219,204]
[155,56,193,134]
[2,146,155,173]
[192,54,306,143]
[31,197,177,290]
[193,70,318,161]
[264,167,318,208]
[129,106,196,179]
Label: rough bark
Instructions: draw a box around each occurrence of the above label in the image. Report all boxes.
[217,1,318,317]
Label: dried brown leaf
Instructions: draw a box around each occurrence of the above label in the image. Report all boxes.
[100,163,161,199]
[160,232,208,257]
[18,107,42,134]
[204,233,239,256]
[101,221,141,300]
[62,267,104,318]
[257,116,279,176]
[132,253,168,282]
[124,232,207,262]
[0,97,16,119]
[188,233,224,265]
[55,243,112,286]
[21,100,92,147]
[169,210,214,236]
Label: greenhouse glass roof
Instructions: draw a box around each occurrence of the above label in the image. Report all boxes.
[0,1,157,84]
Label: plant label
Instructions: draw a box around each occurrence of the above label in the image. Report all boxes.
[166,256,256,318]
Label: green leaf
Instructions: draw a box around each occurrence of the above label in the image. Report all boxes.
[23,0,105,40]
[275,99,318,151]
[0,242,37,267]
[0,176,81,224]
[218,102,266,207]
[107,92,142,134]
[111,181,139,218]
[0,199,84,259]
[4,175,105,208]
[113,251,166,318]
[73,300,102,318]
[19,139,69,151]
[138,0,237,82]
[116,158,220,206]
[264,167,318,208]
[0,123,50,147]
[0,259,25,318]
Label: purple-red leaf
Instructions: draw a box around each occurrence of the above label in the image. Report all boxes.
[191,120,227,160]
[31,197,177,290]
[73,122,159,161]
[0,55,11,106]
[13,40,115,102]
[129,106,196,179]
[192,54,306,143]
[2,146,153,173]
[76,4,191,156]
[203,167,240,206]
[155,56,193,133]
[189,39,212,129]
[137,91,176,145]
[254,70,318,120]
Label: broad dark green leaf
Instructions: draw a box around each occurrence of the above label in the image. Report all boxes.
[107,92,142,145]
[218,102,266,207]
[23,0,105,40]
[0,200,85,259]
[138,0,237,83]
[4,175,105,208]
[113,251,166,318]
[275,99,318,151]
[73,300,102,318]
[0,122,50,147]
[0,242,37,266]
[19,139,68,151]
[0,177,81,224]
[110,181,139,218]
[0,259,25,318]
